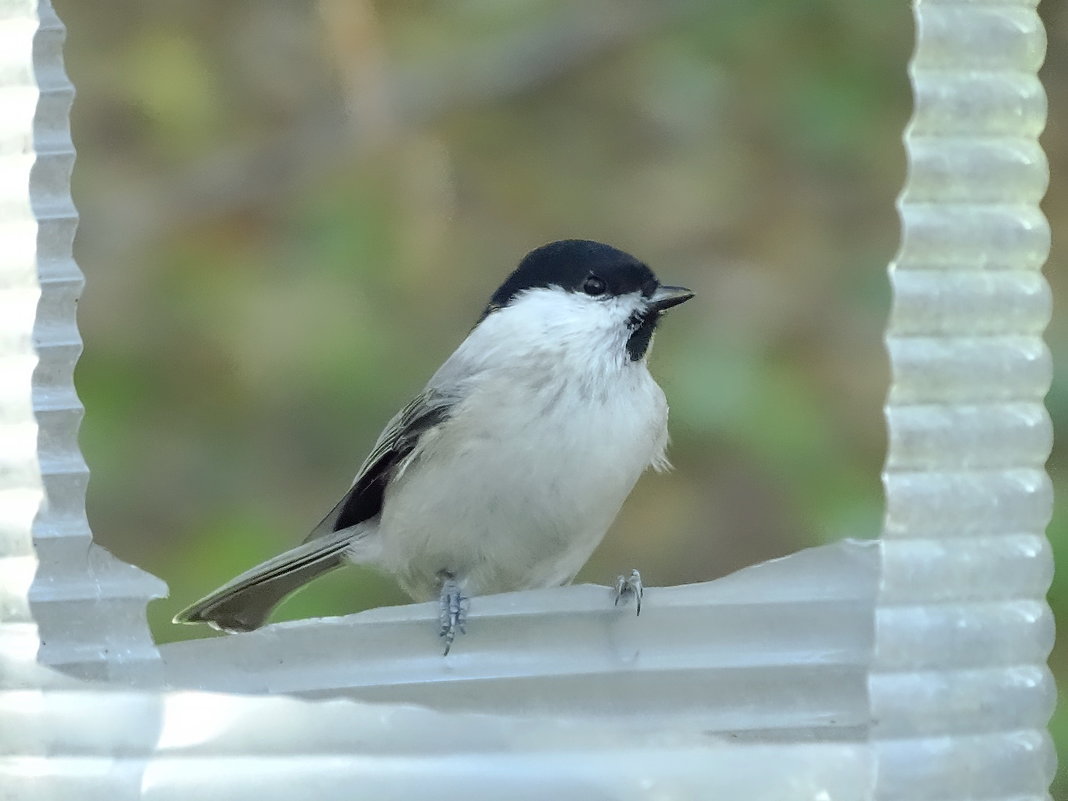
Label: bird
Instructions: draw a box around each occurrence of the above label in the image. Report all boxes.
[174,239,694,653]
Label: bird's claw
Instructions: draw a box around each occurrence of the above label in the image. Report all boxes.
[438,574,469,655]
[613,568,643,616]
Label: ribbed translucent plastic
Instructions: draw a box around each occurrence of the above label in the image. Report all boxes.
[0,0,49,684]
[0,0,165,687]
[0,6,160,801]
[1,1,1056,799]
[875,1,1054,799]
[0,4,166,800]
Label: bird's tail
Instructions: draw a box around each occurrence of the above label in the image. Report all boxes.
[173,529,368,633]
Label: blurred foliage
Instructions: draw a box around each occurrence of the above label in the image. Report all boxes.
[52,0,1066,791]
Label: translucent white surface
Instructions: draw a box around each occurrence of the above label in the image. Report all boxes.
[0,5,165,801]
[1,0,1057,799]
[876,1,1054,798]
[3,0,166,689]
[141,691,871,801]
[161,540,877,734]
[0,0,47,687]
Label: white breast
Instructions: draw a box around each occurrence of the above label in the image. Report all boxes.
[372,287,670,600]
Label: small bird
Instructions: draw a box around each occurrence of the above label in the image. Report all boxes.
[174,239,693,653]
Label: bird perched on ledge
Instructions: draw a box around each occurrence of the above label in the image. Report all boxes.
[175,239,694,653]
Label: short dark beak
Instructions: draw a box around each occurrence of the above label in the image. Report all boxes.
[648,285,694,312]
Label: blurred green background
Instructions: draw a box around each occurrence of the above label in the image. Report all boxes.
[52,0,1065,792]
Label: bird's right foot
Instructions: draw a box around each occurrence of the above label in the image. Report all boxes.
[438,573,469,655]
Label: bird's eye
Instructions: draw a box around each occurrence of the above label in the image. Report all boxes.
[582,275,607,296]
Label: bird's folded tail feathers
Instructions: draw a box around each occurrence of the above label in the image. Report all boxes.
[173,528,370,633]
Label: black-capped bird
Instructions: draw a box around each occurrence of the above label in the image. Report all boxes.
[175,240,693,653]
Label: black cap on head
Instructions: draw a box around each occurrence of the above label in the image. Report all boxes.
[485,240,658,314]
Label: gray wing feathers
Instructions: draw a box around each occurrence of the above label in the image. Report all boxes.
[304,389,456,541]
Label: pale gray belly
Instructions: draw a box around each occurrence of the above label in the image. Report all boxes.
[371,380,667,600]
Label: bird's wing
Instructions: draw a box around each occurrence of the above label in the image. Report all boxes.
[302,389,456,542]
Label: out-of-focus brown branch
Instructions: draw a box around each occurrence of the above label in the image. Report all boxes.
[86,1,697,254]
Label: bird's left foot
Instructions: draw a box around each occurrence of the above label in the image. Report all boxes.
[613,568,644,616]
[438,573,469,655]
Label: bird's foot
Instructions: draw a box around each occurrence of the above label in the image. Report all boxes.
[613,568,643,616]
[438,573,469,655]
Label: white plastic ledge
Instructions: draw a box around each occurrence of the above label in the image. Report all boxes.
[149,540,877,801]
[161,540,877,735]
[2,0,1055,799]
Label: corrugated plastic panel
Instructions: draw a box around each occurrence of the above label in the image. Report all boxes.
[874,1,1055,798]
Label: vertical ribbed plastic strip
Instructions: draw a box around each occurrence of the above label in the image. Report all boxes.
[0,0,48,687]
[875,2,1055,800]
[20,0,166,686]
[0,3,165,799]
